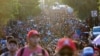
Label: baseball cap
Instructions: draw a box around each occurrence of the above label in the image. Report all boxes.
[55,38,76,52]
[82,47,94,56]
[27,30,40,38]
[6,36,14,41]
[8,39,18,45]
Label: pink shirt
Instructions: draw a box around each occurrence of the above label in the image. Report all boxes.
[16,45,49,56]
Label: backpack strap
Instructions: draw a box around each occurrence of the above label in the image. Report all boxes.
[20,48,25,56]
[41,49,45,56]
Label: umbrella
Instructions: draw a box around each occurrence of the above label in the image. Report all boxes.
[92,35,100,45]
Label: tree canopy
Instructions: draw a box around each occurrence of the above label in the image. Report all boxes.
[0,0,40,37]
[18,0,41,19]
[62,0,97,19]
[0,0,40,25]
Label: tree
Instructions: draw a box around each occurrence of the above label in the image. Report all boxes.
[0,0,14,26]
[62,0,97,19]
[17,0,41,19]
[0,0,40,25]
[0,0,15,37]
[0,0,41,37]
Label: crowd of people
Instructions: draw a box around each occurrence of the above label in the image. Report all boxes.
[0,8,100,56]
[3,18,81,50]
[0,29,100,56]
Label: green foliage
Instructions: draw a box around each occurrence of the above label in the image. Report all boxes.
[0,0,40,37]
[62,0,97,19]
[18,0,41,19]
[0,0,40,26]
[0,0,40,23]
[0,0,13,25]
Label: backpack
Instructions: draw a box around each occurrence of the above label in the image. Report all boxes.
[41,49,45,55]
[19,48,46,56]
[19,48,25,56]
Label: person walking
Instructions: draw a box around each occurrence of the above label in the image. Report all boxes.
[16,30,49,56]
